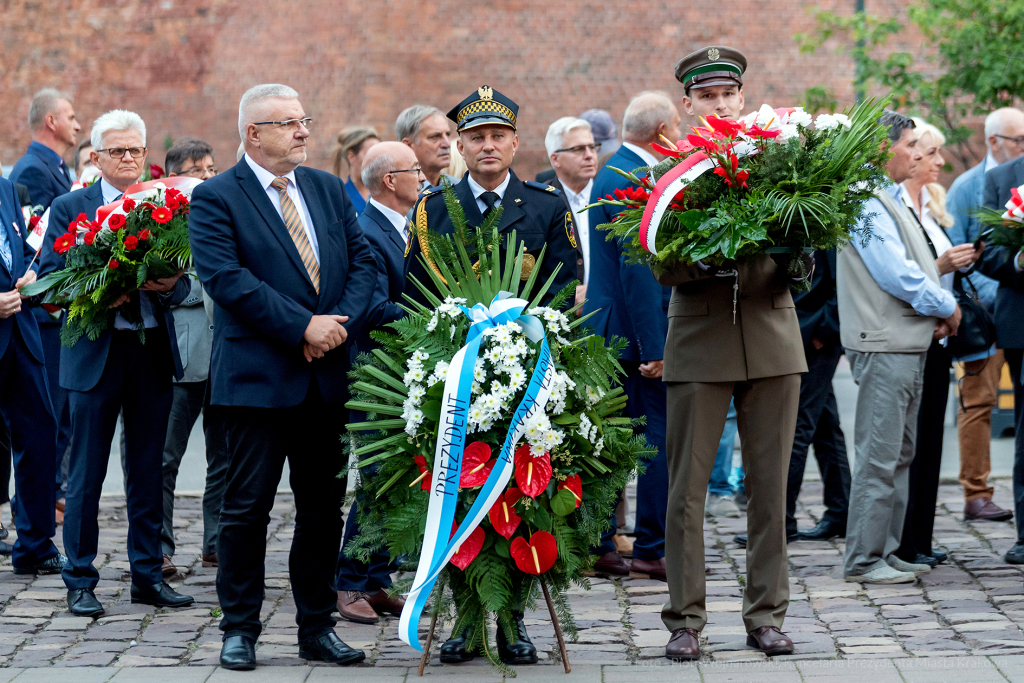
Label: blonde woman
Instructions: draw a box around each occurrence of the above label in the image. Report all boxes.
[330,126,380,215]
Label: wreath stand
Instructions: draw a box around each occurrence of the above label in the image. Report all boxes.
[417,577,572,675]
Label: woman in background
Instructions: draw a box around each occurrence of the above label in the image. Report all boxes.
[331,126,380,215]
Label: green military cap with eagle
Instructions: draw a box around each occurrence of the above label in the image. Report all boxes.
[447,85,519,132]
[674,46,747,92]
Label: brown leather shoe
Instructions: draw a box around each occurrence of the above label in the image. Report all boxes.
[366,589,405,616]
[965,497,1013,522]
[56,499,65,513]
[337,590,379,624]
[201,553,218,567]
[746,625,793,655]
[613,533,634,558]
[588,551,630,578]
[665,627,700,661]
[629,557,666,581]
[161,554,177,577]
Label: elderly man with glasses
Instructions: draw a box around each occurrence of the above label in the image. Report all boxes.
[41,110,195,618]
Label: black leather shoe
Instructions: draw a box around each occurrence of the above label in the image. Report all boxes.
[0,541,13,556]
[130,581,195,608]
[797,518,846,541]
[298,630,366,665]
[912,553,938,568]
[220,633,256,671]
[496,611,538,665]
[67,588,104,618]
[14,553,67,575]
[1006,544,1024,564]
[734,533,797,547]
[931,550,948,564]
[439,624,476,663]
[0,521,9,540]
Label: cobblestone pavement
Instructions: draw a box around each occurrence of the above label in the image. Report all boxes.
[3,479,1024,681]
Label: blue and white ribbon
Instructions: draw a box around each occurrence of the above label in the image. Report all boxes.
[399,292,556,650]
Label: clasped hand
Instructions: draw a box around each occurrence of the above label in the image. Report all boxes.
[302,314,350,362]
[109,271,186,309]
[0,270,39,319]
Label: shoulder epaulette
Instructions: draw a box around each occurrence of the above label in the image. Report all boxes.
[524,180,562,196]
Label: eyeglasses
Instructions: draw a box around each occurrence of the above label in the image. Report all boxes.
[96,147,147,159]
[179,167,218,178]
[252,118,313,131]
[996,134,1024,146]
[554,143,601,155]
[388,166,423,176]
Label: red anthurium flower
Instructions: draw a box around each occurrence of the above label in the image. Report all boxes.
[149,164,164,180]
[713,166,733,187]
[676,140,696,155]
[461,442,495,487]
[687,134,721,154]
[108,259,119,269]
[449,524,485,570]
[704,115,744,139]
[557,474,583,509]
[747,124,781,139]
[651,141,681,159]
[124,236,139,250]
[488,488,523,539]
[121,198,137,212]
[412,455,431,491]
[514,446,552,498]
[151,207,173,224]
[139,229,151,241]
[510,531,558,575]
[53,233,75,254]
[107,214,126,231]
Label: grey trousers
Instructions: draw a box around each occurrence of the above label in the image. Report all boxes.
[843,350,927,577]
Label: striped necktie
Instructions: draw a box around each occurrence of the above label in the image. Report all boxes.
[270,177,320,293]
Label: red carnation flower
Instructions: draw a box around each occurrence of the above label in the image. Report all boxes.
[54,233,75,254]
[124,236,139,250]
[164,196,181,210]
[76,213,88,223]
[108,259,119,269]
[107,214,126,231]
[84,231,96,246]
[29,216,40,228]
[121,198,137,212]
[151,207,173,224]
[149,164,164,180]
[164,188,181,200]
[139,229,151,241]
[67,220,79,232]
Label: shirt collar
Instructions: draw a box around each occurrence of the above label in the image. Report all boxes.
[621,141,659,168]
[100,178,125,205]
[368,198,408,232]
[245,153,297,190]
[985,153,998,173]
[29,140,64,167]
[885,181,906,204]
[466,171,511,200]
[559,177,593,206]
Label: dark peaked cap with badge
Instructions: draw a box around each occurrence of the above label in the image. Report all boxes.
[447,85,519,132]
[675,46,747,92]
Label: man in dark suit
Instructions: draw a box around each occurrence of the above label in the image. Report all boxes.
[190,84,377,671]
[406,86,578,313]
[10,88,82,511]
[544,116,597,296]
[979,153,1024,563]
[334,141,417,624]
[0,176,65,574]
[41,110,195,620]
[583,92,680,583]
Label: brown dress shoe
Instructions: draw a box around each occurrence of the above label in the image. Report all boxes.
[366,589,405,616]
[964,497,1013,522]
[161,554,177,577]
[613,533,634,558]
[201,553,218,567]
[337,590,379,624]
[665,627,700,661]
[629,557,667,581]
[588,551,630,578]
[747,625,793,655]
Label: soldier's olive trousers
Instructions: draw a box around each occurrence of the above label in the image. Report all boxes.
[661,375,801,633]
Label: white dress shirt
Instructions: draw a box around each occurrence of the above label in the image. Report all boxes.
[620,141,660,168]
[466,171,512,215]
[560,178,593,285]
[103,179,158,330]
[902,183,960,293]
[244,154,320,263]
[368,198,410,245]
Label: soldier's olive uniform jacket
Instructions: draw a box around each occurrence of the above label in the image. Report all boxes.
[654,254,808,382]
[404,170,579,306]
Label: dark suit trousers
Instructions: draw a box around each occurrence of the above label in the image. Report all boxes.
[897,341,950,560]
[217,379,347,643]
[661,374,800,633]
[335,498,394,593]
[786,346,850,535]
[0,328,59,567]
[594,363,668,561]
[1005,349,1024,544]
[38,321,71,493]
[63,331,170,590]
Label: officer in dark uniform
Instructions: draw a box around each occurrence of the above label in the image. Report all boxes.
[405,85,578,309]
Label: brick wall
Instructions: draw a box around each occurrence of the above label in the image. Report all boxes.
[1,0,939,180]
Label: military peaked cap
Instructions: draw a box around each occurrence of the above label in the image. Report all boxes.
[675,46,747,92]
[447,85,519,132]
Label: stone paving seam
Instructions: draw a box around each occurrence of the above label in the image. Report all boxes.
[613,578,638,666]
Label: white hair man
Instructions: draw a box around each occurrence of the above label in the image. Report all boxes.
[544,117,597,301]
[40,109,194,619]
[946,107,1024,529]
[191,83,377,670]
[395,104,452,189]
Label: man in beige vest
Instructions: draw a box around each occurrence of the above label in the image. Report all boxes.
[838,111,961,584]
[660,46,809,662]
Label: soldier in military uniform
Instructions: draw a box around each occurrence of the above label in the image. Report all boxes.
[659,47,807,661]
[404,85,578,311]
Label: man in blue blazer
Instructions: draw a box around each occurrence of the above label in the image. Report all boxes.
[41,110,194,619]
[190,84,377,671]
[9,88,82,507]
[583,92,680,582]
[0,176,65,575]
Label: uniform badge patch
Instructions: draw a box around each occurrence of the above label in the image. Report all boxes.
[564,212,578,249]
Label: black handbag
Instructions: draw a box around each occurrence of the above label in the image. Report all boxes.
[946,271,996,361]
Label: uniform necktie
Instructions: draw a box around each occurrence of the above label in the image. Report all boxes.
[270,177,320,293]
[480,191,500,219]
[403,218,412,245]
